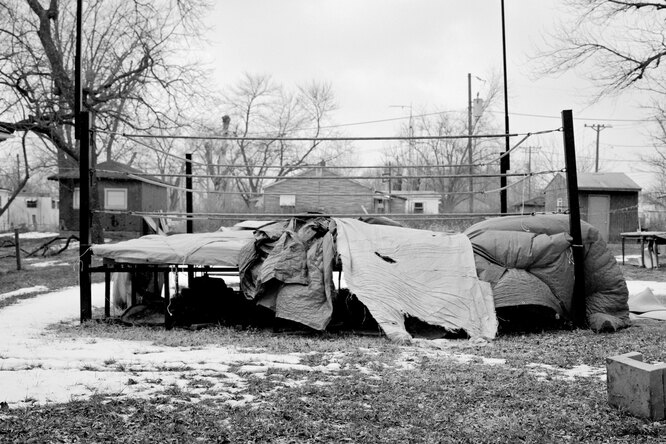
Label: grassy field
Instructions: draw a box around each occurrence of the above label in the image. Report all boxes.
[1,239,665,443]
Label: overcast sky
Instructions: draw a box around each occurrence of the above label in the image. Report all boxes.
[203,0,658,188]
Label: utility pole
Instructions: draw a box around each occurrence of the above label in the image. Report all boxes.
[584,123,611,172]
[523,146,540,199]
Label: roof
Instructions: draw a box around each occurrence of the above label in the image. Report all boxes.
[548,172,642,193]
[391,190,441,199]
[576,172,642,192]
[263,167,372,191]
[48,160,168,186]
[511,195,545,209]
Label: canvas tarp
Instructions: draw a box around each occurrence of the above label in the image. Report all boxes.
[91,230,254,266]
[465,214,630,332]
[627,286,666,321]
[334,218,497,342]
[238,218,336,331]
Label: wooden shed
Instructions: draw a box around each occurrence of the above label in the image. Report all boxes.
[543,172,641,241]
[49,160,168,233]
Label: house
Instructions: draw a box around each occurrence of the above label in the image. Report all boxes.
[543,172,641,241]
[391,190,441,214]
[511,195,545,214]
[0,188,59,232]
[49,159,168,233]
[262,167,378,215]
[261,167,443,217]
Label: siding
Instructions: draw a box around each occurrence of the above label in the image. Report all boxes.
[59,178,167,233]
[264,177,374,214]
[544,175,639,241]
[0,191,59,231]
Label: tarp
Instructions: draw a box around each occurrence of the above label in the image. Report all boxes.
[465,214,630,332]
[238,218,336,331]
[334,218,497,341]
[91,230,255,266]
[626,284,666,321]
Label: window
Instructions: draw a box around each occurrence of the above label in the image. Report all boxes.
[413,202,424,214]
[26,199,37,208]
[556,198,564,212]
[279,194,296,207]
[73,188,80,209]
[51,199,57,209]
[105,188,128,210]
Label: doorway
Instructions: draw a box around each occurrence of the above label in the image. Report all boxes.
[588,195,610,241]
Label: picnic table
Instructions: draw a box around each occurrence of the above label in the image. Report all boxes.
[620,231,666,268]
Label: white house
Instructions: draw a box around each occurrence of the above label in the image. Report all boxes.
[0,188,59,232]
[392,191,441,214]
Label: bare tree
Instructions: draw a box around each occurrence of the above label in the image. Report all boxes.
[537,1,666,96]
[0,0,208,167]
[222,74,350,207]
[379,75,503,212]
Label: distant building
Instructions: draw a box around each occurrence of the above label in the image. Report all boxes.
[261,167,441,216]
[262,167,378,215]
[0,188,59,232]
[511,195,545,214]
[49,159,168,233]
[391,190,441,214]
[543,172,641,241]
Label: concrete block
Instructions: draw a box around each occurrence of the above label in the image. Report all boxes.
[606,352,666,420]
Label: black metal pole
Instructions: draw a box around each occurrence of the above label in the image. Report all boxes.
[500,0,510,214]
[186,153,193,233]
[78,111,91,322]
[185,153,193,284]
[75,0,82,117]
[562,110,586,327]
[76,0,91,322]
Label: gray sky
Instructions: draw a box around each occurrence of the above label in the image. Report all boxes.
[204,0,658,188]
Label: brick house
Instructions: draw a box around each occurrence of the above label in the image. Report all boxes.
[511,195,545,214]
[543,172,641,241]
[49,159,168,233]
[262,167,380,215]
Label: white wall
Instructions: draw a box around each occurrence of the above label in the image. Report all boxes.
[0,192,59,232]
[403,198,440,214]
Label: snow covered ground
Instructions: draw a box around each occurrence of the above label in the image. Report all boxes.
[0,232,59,239]
[1,280,665,409]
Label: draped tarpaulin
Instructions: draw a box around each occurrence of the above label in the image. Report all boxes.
[334,218,498,342]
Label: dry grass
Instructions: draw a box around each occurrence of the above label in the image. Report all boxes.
[1,239,665,443]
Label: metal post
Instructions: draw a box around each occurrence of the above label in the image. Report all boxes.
[562,110,586,327]
[185,154,193,284]
[467,73,473,213]
[75,0,91,322]
[78,111,92,322]
[14,229,21,271]
[500,0,510,214]
[186,154,193,233]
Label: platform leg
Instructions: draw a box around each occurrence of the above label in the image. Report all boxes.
[164,269,172,330]
[104,270,111,318]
